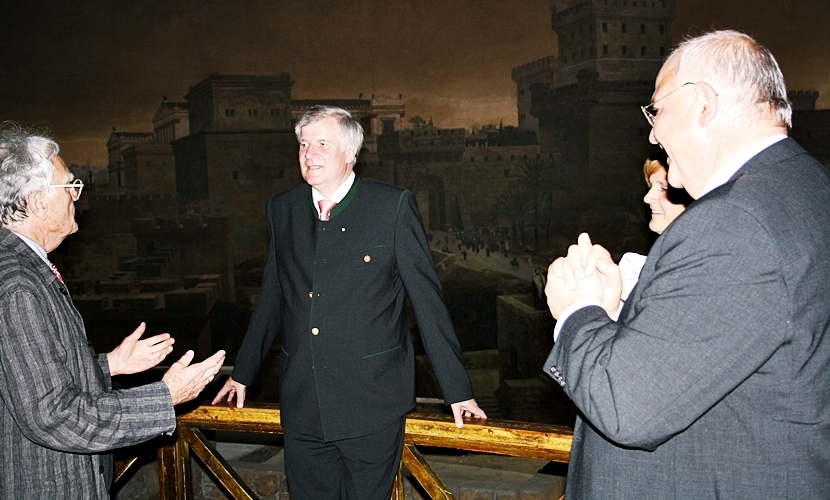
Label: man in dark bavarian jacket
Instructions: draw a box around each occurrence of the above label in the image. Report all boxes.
[213,105,486,499]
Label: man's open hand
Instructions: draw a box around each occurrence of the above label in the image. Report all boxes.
[107,322,174,376]
[162,349,226,405]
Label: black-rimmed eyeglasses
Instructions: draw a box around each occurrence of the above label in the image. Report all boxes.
[640,82,695,126]
[49,178,84,201]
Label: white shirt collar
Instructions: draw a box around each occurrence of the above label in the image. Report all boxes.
[312,171,356,216]
[699,134,787,198]
[9,231,50,265]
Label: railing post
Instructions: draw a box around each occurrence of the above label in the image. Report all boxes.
[157,440,177,500]
[174,429,193,499]
[391,459,405,500]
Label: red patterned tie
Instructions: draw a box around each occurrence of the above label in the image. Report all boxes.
[49,262,64,283]
[318,199,337,221]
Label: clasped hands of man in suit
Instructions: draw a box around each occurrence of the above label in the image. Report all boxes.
[108,321,226,405]
[546,233,623,320]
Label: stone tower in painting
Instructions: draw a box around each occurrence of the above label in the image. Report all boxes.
[554,0,675,87]
[529,0,677,245]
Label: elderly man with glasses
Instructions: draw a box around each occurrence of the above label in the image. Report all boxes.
[543,30,830,499]
[0,125,226,498]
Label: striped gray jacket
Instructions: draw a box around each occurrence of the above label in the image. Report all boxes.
[0,229,176,498]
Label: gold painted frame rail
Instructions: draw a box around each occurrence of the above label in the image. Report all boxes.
[117,402,573,499]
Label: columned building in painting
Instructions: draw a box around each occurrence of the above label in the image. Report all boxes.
[105,100,190,194]
[106,131,152,190]
[291,94,406,154]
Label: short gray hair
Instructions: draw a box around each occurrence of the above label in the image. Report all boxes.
[666,30,792,128]
[294,106,364,163]
[0,124,60,226]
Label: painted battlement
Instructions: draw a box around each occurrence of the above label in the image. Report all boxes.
[512,56,557,80]
[93,192,178,203]
[131,215,229,235]
[554,0,676,27]
[789,90,820,111]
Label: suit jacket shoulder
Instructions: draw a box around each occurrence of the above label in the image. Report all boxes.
[0,230,52,297]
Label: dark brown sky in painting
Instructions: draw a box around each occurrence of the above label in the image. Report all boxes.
[1,0,828,166]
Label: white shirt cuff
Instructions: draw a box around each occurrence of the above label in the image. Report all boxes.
[610,301,624,321]
[554,298,603,341]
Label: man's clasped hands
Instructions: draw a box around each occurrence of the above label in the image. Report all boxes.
[545,233,624,320]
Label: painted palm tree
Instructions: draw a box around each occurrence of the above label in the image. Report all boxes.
[493,186,530,245]
[512,157,567,246]
[515,158,545,246]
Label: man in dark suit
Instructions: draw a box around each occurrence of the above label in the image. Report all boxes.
[544,30,830,498]
[0,125,226,498]
[213,106,486,499]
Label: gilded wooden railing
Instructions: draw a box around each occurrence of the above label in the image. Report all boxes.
[115,402,573,499]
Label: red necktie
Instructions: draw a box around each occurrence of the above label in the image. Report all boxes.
[49,262,64,283]
[318,199,337,221]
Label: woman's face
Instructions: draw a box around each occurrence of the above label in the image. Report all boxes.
[644,167,686,234]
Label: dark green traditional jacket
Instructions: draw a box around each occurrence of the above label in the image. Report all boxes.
[233,177,473,440]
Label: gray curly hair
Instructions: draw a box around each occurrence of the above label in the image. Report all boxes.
[0,123,60,226]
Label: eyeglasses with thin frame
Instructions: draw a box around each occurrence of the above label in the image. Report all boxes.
[48,178,84,201]
[640,82,695,126]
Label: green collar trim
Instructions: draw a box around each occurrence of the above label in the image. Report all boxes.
[309,176,361,220]
[329,176,360,219]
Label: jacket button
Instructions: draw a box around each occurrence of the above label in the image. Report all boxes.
[308,291,313,299]
[364,254,371,263]
[311,328,319,336]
